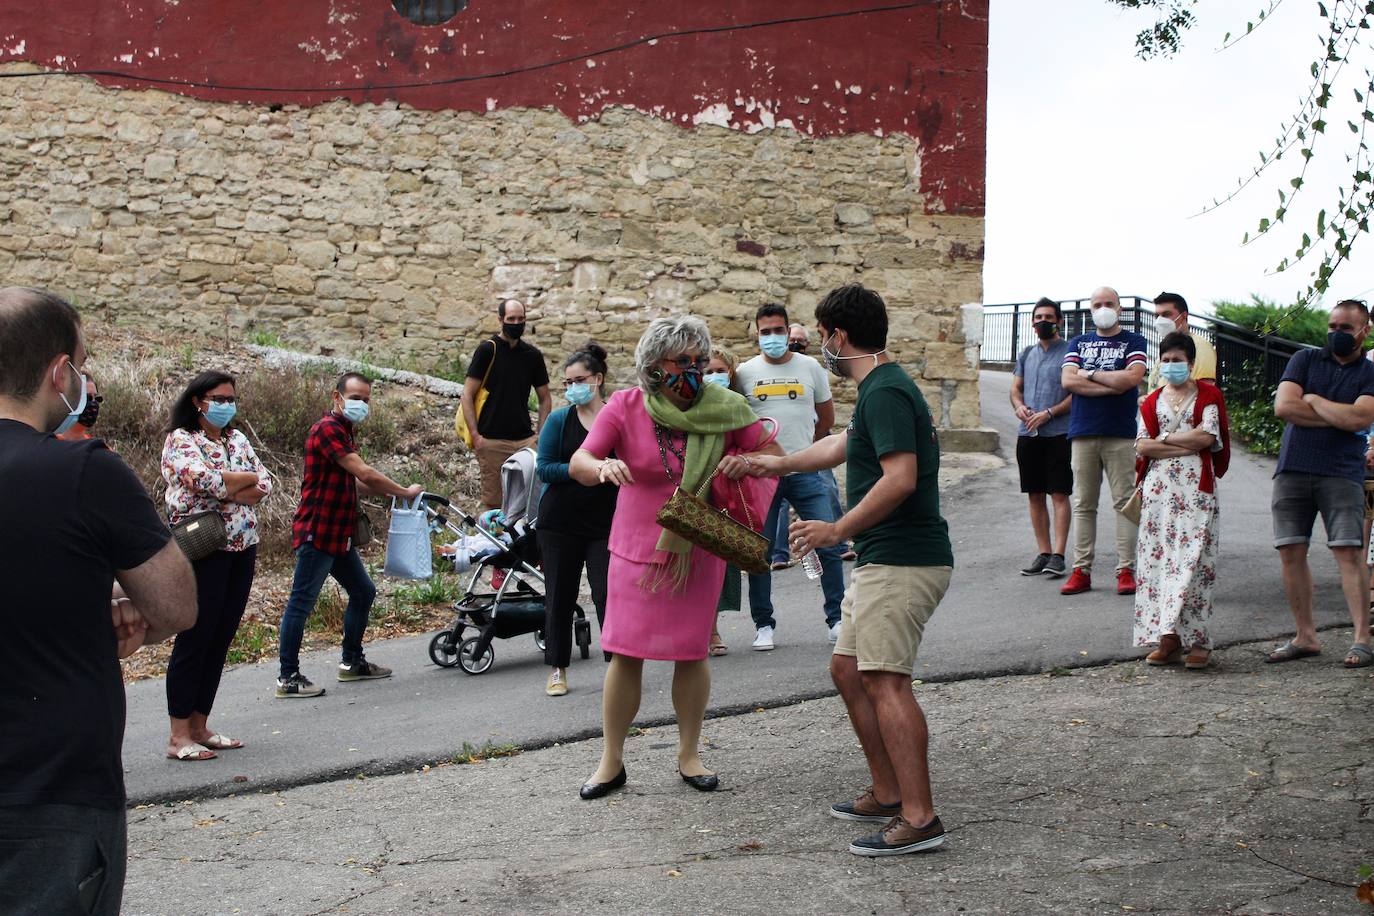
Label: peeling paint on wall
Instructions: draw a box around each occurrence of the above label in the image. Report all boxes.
[0,0,987,214]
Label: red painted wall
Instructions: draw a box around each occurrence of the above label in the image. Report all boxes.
[0,1,987,214]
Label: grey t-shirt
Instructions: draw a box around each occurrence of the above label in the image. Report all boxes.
[735,352,832,456]
[1014,339,1071,437]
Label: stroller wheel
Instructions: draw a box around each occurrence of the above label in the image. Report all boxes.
[458,636,495,675]
[533,631,546,652]
[428,631,462,668]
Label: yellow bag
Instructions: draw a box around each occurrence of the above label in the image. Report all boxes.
[455,341,495,448]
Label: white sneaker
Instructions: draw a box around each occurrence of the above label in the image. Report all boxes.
[828,622,842,644]
[752,626,775,651]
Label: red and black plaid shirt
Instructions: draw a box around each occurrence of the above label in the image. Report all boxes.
[292,411,358,555]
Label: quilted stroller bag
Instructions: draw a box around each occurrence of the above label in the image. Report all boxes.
[383,495,432,580]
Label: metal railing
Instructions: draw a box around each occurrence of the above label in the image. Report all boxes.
[981,298,1315,401]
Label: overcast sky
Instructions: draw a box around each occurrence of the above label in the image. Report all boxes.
[984,0,1374,313]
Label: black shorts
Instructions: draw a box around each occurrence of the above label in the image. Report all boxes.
[1016,434,1073,495]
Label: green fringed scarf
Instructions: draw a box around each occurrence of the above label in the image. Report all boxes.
[642,382,759,592]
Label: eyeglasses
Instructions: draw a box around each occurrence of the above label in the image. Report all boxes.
[89,395,104,405]
[664,354,709,372]
[206,395,237,404]
[563,375,593,387]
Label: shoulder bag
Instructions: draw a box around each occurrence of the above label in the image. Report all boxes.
[169,433,230,560]
[454,340,496,449]
[656,470,771,575]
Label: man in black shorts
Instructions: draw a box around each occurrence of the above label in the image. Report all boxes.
[1010,297,1073,577]
[0,287,197,915]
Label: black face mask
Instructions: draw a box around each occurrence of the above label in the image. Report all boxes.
[1328,330,1359,358]
[504,322,526,340]
[1034,320,1058,340]
[77,397,101,429]
[788,341,807,353]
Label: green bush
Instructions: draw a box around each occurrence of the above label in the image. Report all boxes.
[1220,358,1284,456]
[1214,295,1329,346]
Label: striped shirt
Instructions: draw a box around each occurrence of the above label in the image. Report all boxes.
[1063,329,1149,439]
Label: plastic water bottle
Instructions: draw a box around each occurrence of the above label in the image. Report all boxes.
[800,549,823,580]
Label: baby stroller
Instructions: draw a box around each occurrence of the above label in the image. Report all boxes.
[425,448,592,674]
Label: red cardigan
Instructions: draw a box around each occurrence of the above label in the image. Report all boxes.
[1136,381,1231,494]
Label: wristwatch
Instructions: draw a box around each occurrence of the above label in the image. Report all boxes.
[1083,369,1096,381]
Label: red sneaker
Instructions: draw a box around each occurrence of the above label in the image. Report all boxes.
[491,568,507,590]
[1060,568,1092,595]
[1116,569,1137,596]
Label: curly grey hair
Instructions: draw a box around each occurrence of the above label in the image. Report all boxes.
[633,315,712,392]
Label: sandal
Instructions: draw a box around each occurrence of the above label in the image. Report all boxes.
[200,734,243,751]
[167,743,216,762]
[1343,644,1373,668]
[1146,634,1184,666]
[709,633,728,657]
[1266,640,1321,663]
[1184,647,1211,670]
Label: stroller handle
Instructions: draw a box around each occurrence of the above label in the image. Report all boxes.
[419,492,451,508]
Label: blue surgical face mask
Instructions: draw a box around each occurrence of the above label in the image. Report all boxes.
[1158,362,1191,385]
[703,371,731,388]
[342,399,369,424]
[203,401,237,429]
[759,334,790,358]
[52,360,88,436]
[565,383,595,406]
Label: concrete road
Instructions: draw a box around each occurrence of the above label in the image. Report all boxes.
[121,370,1351,804]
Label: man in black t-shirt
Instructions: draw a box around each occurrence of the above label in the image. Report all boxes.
[0,287,197,916]
[461,298,552,509]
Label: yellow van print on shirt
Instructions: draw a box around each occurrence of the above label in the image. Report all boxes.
[753,378,804,401]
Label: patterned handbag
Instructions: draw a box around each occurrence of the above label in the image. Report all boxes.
[655,470,770,575]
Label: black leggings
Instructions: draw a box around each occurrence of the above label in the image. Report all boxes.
[537,529,608,668]
[166,546,256,719]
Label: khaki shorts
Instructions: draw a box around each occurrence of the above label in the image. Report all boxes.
[833,563,952,676]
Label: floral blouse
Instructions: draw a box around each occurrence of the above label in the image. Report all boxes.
[161,427,272,552]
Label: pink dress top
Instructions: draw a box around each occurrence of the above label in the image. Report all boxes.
[580,387,768,660]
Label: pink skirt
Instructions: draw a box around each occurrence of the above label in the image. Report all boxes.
[601,549,725,661]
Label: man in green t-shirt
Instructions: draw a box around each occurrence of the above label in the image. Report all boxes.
[740,283,953,859]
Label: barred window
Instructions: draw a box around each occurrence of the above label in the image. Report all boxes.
[391,0,468,26]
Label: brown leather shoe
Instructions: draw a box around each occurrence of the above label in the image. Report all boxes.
[850,815,946,856]
[1184,647,1211,669]
[830,787,901,822]
[1146,634,1184,666]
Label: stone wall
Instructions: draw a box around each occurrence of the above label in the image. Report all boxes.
[0,65,984,425]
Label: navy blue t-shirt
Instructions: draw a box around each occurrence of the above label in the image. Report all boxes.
[1062,329,1149,439]
[1276,348,1374,482]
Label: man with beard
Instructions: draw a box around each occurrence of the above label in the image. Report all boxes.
[0,287,196,914]
[745,283,953,857]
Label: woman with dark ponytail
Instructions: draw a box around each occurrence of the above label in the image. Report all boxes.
[534,342,618,697]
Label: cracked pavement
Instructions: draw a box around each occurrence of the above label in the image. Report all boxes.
[123,630,1373,915]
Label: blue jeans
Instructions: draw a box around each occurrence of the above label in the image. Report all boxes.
[770,499,791,564]
[748,471,846,629]
[278,543,377,678]
[821,468,851,553]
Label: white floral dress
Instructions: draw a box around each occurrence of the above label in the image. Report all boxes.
[161,428,272,553]
[1133,396,1221,649]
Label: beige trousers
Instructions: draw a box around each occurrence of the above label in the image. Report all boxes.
[1070,436,1139,573]
[475,436,535,510]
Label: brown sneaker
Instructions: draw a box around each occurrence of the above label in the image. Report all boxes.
[829,788,901,823]
[849,815,947,857]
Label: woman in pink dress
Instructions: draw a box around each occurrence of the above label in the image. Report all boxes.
[570,316,780,799]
